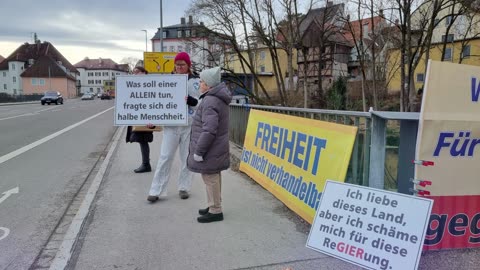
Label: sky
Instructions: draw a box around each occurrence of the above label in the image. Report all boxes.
[0,0,192,65]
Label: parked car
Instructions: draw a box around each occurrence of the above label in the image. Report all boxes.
[41,91,63,105]
[97,93,101,98]
[81,93,94,100]
[100,92,111,100]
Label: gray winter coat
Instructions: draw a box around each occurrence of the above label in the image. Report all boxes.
[187,82,232,174]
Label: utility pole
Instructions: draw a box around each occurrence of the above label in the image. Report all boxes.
[160,0,163,52]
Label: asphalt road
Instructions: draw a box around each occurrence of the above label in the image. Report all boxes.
[0,99,117,270]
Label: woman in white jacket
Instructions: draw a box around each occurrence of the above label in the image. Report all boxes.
[147,52,200,202]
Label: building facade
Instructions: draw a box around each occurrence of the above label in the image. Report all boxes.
[74,58,129,94]
[225,46,298,98]
[388,1,480,93]
[0,42,78,97]
[151,16,229,72]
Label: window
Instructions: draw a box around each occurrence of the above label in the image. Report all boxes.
[88,72,93,76]
[441,34,454,43]
[95,80,101,84]
[162,46,167,52]
[192,29,196,37]
[3,84,6,90]
[95,72,101,76]
[445,15,453,26]
[185,30,191,37]
[32,78,37,85]
[88,80,94,84]
[417,73,424,82]
[260,51,266,60]
[178,46,183,52]
[11,63,15,70]
[2,72,5,77]
[90,88,93,91]
[177,30,182,38]
[40,79,45,85]
[103,72,109,76]
[170,46,175,52]
[443,48,452,60]
[462,45,471,58]
[260,65,265,73]
[13,76,16,83]
[162,31,167,38]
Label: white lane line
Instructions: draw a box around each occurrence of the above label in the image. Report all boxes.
[49,125,124,270]
[0,227,10,241]
[0,187,19,205]
[0,107,56,121]
[0,107,114,165]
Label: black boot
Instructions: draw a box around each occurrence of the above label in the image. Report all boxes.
[197,212,223,223]
[134,163,151,173]
[198,207,209,215]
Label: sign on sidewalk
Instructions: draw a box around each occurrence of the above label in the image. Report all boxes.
[114,74,188,126]
[307,181,433,270]
[416,60,480,250]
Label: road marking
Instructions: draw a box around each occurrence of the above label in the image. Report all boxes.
[0,107,114,165]
[0,187,19,205]
[0,227,9,241]
[0,107,56,121]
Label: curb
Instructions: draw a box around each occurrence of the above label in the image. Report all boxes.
[48,126,125,270]
[0,101,39,106]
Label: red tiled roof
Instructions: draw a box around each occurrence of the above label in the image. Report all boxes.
[74,58,129,72]
[343,16,385,45]
[0,42,78,73]
[20,55,76,81]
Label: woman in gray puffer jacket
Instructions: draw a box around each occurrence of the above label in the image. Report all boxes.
[187,66,232,223]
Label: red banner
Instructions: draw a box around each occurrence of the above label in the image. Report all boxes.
[423,195,480,250]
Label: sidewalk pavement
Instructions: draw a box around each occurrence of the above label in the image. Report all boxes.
[69,127,479,270]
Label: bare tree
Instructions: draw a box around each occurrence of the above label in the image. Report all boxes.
[298,2,349,108]
[120,57,140,71]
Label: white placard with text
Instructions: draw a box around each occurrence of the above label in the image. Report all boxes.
[114,74,188,126]
[307,181,433,270]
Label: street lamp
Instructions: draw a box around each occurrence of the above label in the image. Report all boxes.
[141,30,148,52]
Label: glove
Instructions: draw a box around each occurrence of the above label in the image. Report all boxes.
[194,154,204,162]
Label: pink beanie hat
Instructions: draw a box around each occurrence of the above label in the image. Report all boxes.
[174,52,191,67]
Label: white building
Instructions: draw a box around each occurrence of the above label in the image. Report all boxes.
[151,16,230,72]
[74,58,129,94]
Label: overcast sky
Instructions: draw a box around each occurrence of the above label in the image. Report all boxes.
[0,0,192,65]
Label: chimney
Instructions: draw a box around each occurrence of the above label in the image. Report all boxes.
[181,17,186,24]
[189,15,193,24]
[326,0,333,7]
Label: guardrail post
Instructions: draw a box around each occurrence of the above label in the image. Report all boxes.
[397,120,418,195]
[369,113,386,189]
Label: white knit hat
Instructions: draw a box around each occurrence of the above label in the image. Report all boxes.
[200,67,221,87]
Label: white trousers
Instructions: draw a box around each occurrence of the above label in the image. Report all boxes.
[148,126,193,196]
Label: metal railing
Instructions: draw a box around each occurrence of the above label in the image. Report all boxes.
[229,104,420,194]
[229,104,372,187]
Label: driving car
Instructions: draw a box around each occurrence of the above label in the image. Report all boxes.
[100,92,111,100]
[81,93,94,100]
[41,91,64,105]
